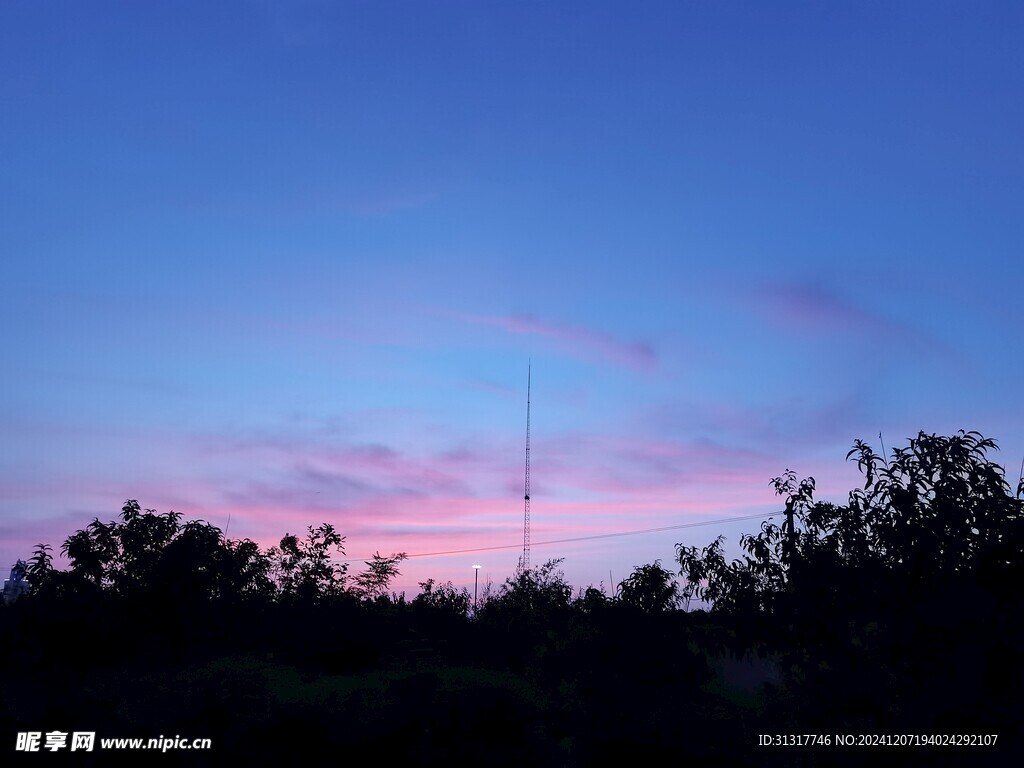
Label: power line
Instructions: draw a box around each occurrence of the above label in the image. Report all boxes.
[338,511,772,564]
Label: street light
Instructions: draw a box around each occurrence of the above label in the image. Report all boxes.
[472,564,482,610]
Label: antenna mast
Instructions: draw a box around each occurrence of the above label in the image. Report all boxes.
[521,362,532,572]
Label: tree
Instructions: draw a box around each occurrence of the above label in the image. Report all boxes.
[413,579,471,618]
[25,544,53,595]
[618,561,681,613]
[220,538,276,600]
[267,523,348,601]
[57,501,176,594]
[676,431,1024,614]
[574,584,613,614]
[150,518,274,601]
[41,500,275,602]
[480,558,573,624]
[353,551,408,601]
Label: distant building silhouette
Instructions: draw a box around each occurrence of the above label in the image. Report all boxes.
[2,560,29,604]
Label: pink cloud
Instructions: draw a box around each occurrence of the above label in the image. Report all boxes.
[538,433,777,497]
[758,280,885,333]
[747,279,955,363]
[193,426,521,507]
[0,412,866,597]
[0,459,856,598]
[448,311,657,371]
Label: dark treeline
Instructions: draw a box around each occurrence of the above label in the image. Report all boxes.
[3,431,1023,765]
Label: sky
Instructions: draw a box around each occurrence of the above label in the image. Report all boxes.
[2,1,1023,597]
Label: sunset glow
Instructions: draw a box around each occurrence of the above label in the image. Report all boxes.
[3,2,1022,595]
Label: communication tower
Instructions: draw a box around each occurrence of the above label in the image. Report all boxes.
[519,363,532,572]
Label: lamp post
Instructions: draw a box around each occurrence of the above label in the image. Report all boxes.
[472,564,482,610]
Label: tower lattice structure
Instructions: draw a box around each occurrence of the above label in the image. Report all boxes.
[520,363,531,572]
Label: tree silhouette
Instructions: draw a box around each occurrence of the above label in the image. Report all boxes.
[220,537,277,600]
[25,544,52,595]
[267,523,348,601]
[45,499,275,602]
[618,560,681,613]
[479,558,573,627]
[677,430,1024,614]
[412,578,471,618]
[573,584,613,614]
[353,551,408,600]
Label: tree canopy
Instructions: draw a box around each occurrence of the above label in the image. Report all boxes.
[617,560,681,613]
[25,500,274,602]
[677,430,1024,615]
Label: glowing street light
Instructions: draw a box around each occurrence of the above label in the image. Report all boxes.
[472,564,482,610]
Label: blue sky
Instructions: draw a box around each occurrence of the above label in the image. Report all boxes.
[2,1,1023,594]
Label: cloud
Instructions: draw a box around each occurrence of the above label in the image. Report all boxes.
[750,280,888,333]
[0,402,867,597]
[729,278,964,384]
[450,311,657,371]
[539,433,778,498]
[749,279,954,353]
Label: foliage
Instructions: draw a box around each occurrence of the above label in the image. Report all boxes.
[617,560,681,613]
[574,584,613,614]
[353,551,408,600]
[266,523,348,601]
[220,538,277,600]
[32,500,275,601]
[844,430,1023,580]
[22,501,377,605]
[25,545,53,595]
[677,431,1024,614]
[479,558,572,624]
[412,578,471,618]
